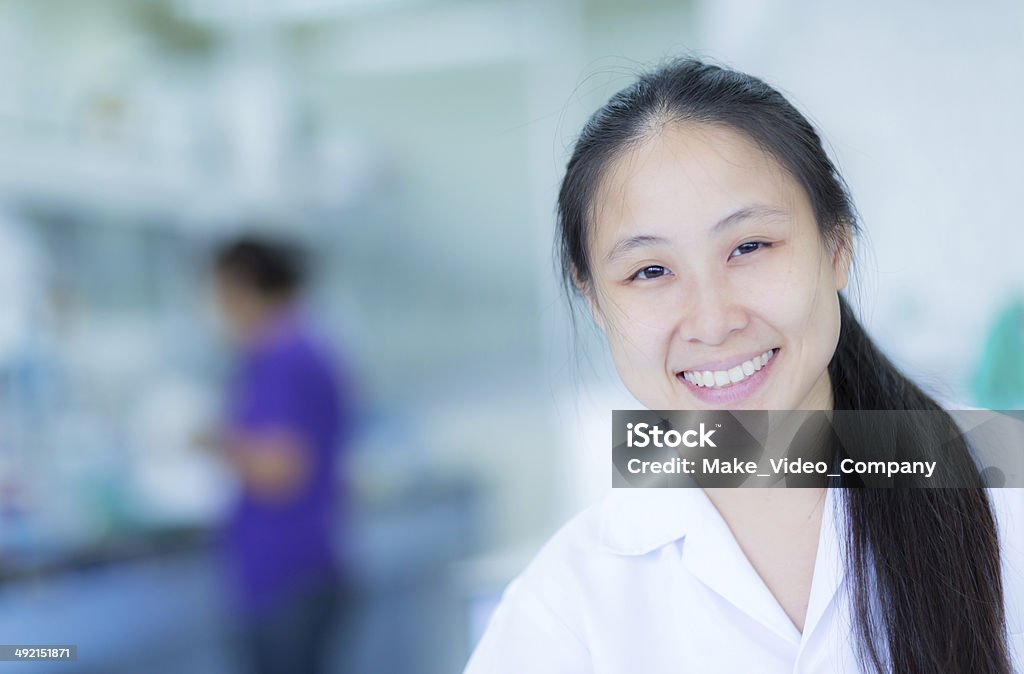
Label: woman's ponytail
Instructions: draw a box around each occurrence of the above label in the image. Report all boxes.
[831,296,1010,673]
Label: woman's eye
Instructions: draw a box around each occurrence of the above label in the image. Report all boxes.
[630,265,671,281]
[730,241,769,258]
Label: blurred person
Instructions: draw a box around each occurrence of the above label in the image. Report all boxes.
[208,236,354,674]
[465,59,1024,673]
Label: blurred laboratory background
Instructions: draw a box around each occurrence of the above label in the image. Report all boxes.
[0,0,1022,672]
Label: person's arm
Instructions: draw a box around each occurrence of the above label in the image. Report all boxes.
[220,427,310,502]
[213,351,318,503]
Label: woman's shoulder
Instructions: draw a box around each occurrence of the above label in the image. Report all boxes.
[525,488,699,562]
[509,488,704,610]
[463,500,610,674]
[465,489,702,674]
[509,496,609,602]
[987,488,1024,638]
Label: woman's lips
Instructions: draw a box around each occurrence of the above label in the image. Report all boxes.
[676,348,779,405]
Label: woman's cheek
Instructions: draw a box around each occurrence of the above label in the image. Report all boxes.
[606,316,674,400]
[747,249,826,328]
[602,288,676,344]
[608,318,665,369]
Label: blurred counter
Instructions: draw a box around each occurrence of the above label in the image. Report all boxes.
[0,466,481,674]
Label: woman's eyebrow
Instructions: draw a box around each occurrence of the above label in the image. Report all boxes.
[713,204,789,232]
[603,205,788,263]
[603,234,670,263]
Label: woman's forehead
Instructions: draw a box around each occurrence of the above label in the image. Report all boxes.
[591,122,808,246]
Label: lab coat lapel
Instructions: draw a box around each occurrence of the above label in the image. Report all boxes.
[799,488,847,644]
[680,488,802,645]
[601,486,848,648]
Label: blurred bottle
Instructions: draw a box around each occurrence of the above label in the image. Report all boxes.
[972,296,1024,409]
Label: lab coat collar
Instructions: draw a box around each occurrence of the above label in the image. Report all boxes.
[599,488,699,555]
[600,487,848,646]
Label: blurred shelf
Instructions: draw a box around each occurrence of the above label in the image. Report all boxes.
[0,129,377,226]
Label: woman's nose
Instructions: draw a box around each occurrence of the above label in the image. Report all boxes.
[678,275,748,346]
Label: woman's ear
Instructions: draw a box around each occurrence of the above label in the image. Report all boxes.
[584,293,607,333]
[831,226,854,291]
[573,266,606,333]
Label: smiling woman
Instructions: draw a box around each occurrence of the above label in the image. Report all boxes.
[588,122,844,411]
[464,58,1024,674]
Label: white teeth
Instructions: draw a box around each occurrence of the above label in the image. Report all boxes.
[683,349,776,389]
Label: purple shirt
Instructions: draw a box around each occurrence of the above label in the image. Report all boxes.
[223,309,349,617]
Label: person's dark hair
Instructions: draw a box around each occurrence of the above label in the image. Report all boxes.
[214,236,307,299]
[557,58,1009,673]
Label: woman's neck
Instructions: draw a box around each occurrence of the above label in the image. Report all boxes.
[702,485,828,634]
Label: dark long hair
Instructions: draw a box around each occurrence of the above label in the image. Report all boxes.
[556,58,1009,673]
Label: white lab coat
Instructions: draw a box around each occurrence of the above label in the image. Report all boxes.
[465,487,1024,673]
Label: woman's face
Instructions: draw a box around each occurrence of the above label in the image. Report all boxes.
[586,122,850,411]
